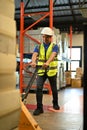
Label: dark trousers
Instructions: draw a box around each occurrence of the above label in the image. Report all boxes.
[36,73,58,108]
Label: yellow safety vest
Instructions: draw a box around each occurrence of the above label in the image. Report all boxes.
[37,43,58,76]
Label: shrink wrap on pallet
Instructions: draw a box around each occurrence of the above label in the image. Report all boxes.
[0,73,16,91]
[0,89,21,117]
[0,0,15,19]
[0,1,21,129]
[0,53,16,74]
[0,109,21,130]
[0,34,16,55]
[0,14,16,38]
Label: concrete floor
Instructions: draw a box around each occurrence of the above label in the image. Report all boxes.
[25,87,83,130]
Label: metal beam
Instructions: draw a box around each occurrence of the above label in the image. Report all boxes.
[15,2,87,11]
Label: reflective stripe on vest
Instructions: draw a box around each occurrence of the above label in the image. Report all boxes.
[37,43,58,76]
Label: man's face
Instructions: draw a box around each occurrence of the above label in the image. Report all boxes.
[42,35,52,44]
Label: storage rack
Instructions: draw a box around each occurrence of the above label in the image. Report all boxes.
[19,0,54,93]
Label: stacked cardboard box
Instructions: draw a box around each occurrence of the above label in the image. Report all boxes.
[71,67,83,88]
[0,1,21,130]
[71,78,82,88]
[75,67,83,78]
[65,71,71,85]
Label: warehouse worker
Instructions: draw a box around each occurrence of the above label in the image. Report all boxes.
[31,27,60,115]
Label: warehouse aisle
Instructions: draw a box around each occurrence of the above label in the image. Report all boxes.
[25,87,83,130]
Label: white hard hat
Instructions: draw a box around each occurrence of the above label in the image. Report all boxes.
[41,27,53,36]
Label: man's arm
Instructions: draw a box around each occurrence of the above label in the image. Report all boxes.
[43,52,57,68]
[31,52,38,67]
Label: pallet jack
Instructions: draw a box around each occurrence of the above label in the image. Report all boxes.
[18,101,42,130]
[22,65,44,102]
[18,65,48,130]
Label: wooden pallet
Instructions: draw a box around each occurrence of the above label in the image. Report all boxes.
[18,101,42,130]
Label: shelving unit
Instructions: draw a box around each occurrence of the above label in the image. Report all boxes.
[19,0,72,93]
[19,0,54,93]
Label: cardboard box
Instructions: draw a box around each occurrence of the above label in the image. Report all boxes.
[0,0,15,19]
[0,73,16,91]
[75,74,82,79]
[71,78,82,88]
[0,89,21,117]
[0,53,16,74]
[65,71,71,77]
[0,14,16,38]
[0,34,16,55]
[66,77,71,85]
[76,67,83,76]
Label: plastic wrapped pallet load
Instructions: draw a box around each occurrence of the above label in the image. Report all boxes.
[0,109,21,130]
[0,14,17,74]
[0,89,21,130]
[0,53,16,74]
[0,73,16,91]
[0,14,16,55]
[0,34,16,55]
[0,0,15,19]
[0,89,21,117]
[0,14,16,38]
[0,1,21,129]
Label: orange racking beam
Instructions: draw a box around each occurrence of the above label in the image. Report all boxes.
[23,12,49,33]
[20,1,24,93]
[24,11,48,17]
[25,33,41,44]
[49,0,53,43]
[49,0,53,29]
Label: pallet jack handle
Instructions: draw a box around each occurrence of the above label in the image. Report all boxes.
[22,65,49,102]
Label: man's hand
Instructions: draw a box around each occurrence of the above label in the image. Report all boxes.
[42,52,57,68]
[30,62,36,68]
[42,62,49,68]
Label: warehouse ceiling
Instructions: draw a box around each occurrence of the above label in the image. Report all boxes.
[15,0,87,33]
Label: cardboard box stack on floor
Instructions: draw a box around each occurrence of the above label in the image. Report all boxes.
[75,67,83,79]
[71,67,83,88]
[65,71,71,85]
[0,0,21,130]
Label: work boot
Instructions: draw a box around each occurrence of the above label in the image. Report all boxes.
[53,104,60,110]
[33,108,44,115]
